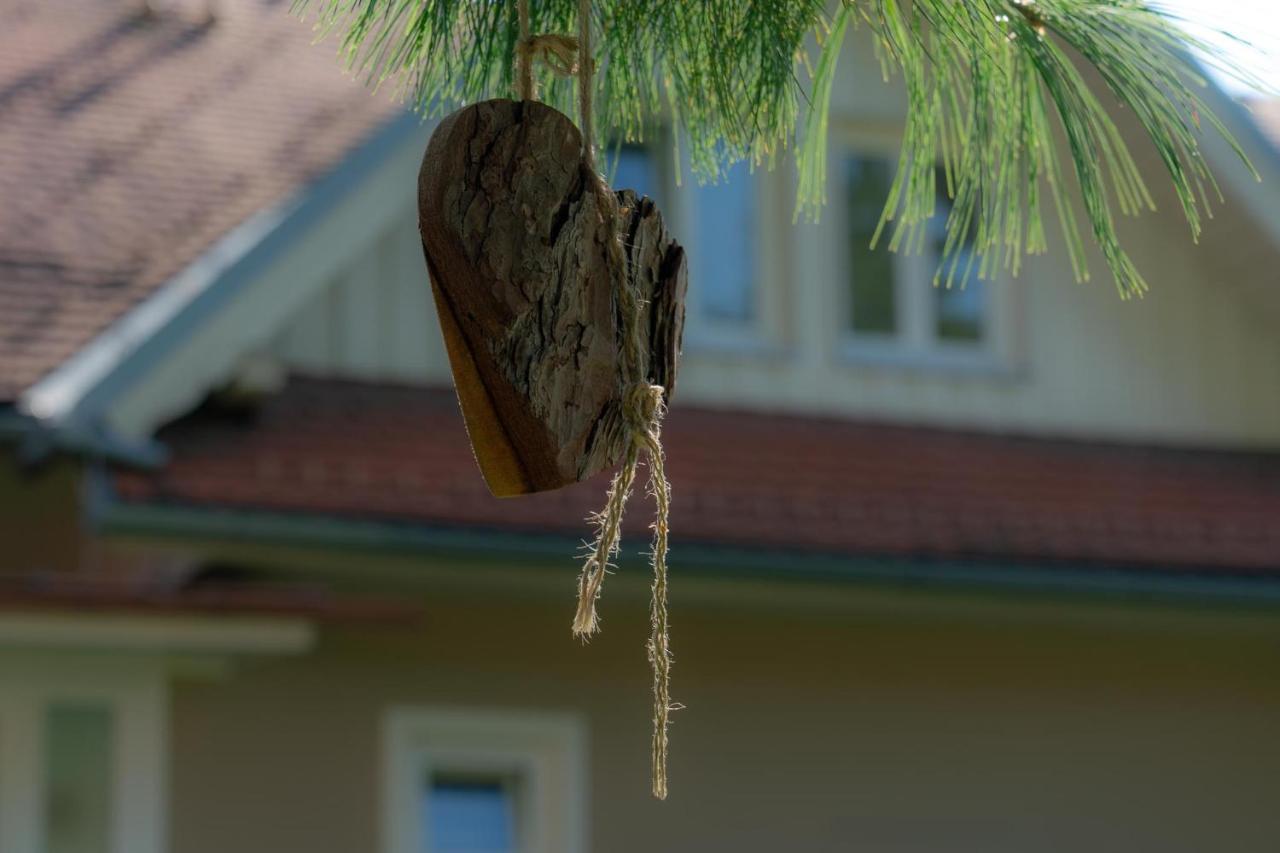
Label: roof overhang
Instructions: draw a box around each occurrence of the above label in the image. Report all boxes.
[95,496,1280,613]
[0,405,165,468]
[13,109,426,454]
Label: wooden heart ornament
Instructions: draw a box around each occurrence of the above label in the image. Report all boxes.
[419,99,687,497]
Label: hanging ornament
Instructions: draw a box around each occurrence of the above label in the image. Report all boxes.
[417,0,685,800]
[418,99,686,495]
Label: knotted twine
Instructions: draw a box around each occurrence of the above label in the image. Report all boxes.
[515,0,676,801]
[513,4,578,101]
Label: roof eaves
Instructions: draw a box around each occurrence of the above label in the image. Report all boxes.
[93,491,1280,613]
[15,108,421,439]
[0,405,164,468]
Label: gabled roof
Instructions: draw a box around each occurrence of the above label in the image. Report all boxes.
[112,378,1280,578]
[0,0,402,401]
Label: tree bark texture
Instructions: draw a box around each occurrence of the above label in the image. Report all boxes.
[419,99,687,497]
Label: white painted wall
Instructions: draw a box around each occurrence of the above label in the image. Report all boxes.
[272,205,449,385]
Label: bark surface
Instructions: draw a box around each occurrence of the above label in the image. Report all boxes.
[419,99,686,496]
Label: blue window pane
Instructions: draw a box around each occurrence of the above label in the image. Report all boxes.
[693,159,756,323]
[426,776,517,853]
[605,145,657,202]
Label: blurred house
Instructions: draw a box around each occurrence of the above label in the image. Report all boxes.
[2,1,1280,852]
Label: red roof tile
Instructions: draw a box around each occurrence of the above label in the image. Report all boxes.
[0,0,403,399]
[113,378,1280,575]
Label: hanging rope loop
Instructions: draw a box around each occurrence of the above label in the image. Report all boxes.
[516,34,579,85]
[567,0,677,802]
[516,0,676,802]
[514,0,578,101]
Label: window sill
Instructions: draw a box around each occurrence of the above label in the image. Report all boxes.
[682,333,793,361]
[835,341,1025,381]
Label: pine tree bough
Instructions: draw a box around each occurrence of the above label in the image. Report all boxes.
[302,0,1261,297]
[419,98,687,496]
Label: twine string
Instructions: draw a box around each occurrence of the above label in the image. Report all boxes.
[512,0,675,802]
[514,0,578,101]
[567,0,675,801]
[516,0,533,99]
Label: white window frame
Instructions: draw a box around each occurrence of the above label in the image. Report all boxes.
[0,654,168,853]
[831,126,1021,375]
[381,707,587,853]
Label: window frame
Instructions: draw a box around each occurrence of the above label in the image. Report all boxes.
[0,654,168,853]
[381,707,588,853]
[831,126,1020,375]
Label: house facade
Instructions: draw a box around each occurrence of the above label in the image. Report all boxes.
[3,2,1280,852]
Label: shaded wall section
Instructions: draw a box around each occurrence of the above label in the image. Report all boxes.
[1,458,86,572]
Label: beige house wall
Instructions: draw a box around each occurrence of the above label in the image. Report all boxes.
[166,573,1280,853]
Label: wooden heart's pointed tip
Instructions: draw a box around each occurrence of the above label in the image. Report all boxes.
[485,478,533,499]
[428,277,535,499]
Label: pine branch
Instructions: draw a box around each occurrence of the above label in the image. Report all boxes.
[841,0,1262,296]
[294,0,1263,296]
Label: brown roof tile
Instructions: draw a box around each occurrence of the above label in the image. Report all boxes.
[113,377,1280,576]
[0,0,403,399]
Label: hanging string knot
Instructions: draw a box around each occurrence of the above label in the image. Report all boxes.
[514,0,580,101]
[516,33,580,78]
[627,383,664,430]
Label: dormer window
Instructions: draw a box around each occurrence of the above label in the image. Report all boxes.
[838,147,1012,372]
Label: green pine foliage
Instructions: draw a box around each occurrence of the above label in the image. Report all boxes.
[297,0,1261,297]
